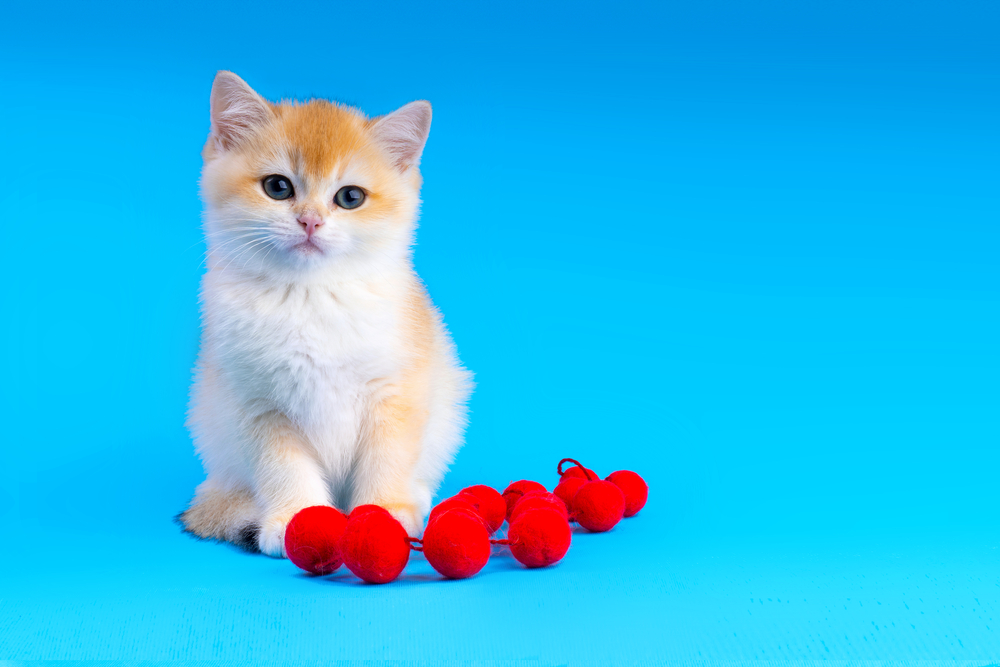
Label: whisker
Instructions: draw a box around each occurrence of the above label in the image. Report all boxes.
[242,238,276,269]
[203,238,261,272]
[192,233,268,258]
[198,233,278,270]
[218,238,272,273]
[183,228,276,253]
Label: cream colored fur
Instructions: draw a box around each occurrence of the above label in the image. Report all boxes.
[180,72,472,556]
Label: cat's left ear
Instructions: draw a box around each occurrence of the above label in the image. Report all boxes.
[370,101,432,171]
[210,71,273,151]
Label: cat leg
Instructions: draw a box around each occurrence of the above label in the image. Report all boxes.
[410,351,473,522]
[249,412,332,557]
[179,481,261,551]
[350,391,428,536]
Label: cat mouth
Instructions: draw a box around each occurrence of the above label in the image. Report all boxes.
[292,238,323,254]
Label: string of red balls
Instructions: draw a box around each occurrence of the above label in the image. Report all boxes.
[284,458,648,584]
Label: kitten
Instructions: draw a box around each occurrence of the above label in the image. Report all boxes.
[179,71,473,556]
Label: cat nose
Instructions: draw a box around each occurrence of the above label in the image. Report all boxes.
[297,214,324,238]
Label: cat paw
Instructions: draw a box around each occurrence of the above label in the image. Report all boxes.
[257,516,290,557]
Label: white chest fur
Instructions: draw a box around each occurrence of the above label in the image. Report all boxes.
[201,271,404,448]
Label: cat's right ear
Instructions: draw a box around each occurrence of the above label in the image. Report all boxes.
[209,71,272,151]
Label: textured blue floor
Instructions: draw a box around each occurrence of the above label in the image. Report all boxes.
[2,493,999,661]
[1,0,999,663]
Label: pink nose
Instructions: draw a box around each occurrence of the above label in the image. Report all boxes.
[298,214,324,238]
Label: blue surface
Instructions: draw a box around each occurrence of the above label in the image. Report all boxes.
[1,0,998,662]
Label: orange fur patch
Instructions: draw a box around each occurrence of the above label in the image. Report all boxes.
[204,99,411,226]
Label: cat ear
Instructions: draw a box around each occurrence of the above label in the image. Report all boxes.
[209,71,272,151]
[370,101,432,171]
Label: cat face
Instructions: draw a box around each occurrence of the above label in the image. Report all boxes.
[200,72,431,274]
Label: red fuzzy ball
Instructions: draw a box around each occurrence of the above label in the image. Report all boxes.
[347,504,384,521]
[460,485,506,534]
[606,470,648,517]
[572,480,626,532]
[428,495,481,526]
[340,505,410,584]
[509,490,568,523]
[422,508,491,579]
[284,506,348,575]
[561,465,597,481]
[455,491,487,508]
[502,480,547,519]
[553,477,587,514]
[507,508,572,568]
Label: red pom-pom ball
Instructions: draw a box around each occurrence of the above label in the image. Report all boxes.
[460,485,506,533]
[502,480,547,519]
[347,504,384,521]
[284,506,348,575]
[507,508,572,568]
[572,480,626,532]
[423,508,491,579]
[509,490,568,523]
[428,495,480,525]
[561,465,597,481]
[340,505,410,584]
[606,470,648,517]
[553,477,587,514]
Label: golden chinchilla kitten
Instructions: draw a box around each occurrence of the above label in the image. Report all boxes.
[179,71,473,556]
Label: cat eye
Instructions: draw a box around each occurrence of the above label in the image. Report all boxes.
[334,185,366,210]
[262,174,294,200]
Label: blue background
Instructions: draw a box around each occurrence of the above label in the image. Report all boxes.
[1,0,998,662]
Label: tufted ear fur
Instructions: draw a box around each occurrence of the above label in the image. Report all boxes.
[370,101,432,171]
[210,71,273,151]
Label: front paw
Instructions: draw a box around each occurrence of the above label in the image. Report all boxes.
[258,516,291,557]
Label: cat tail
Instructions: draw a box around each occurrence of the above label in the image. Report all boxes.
[176,481,262,552]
